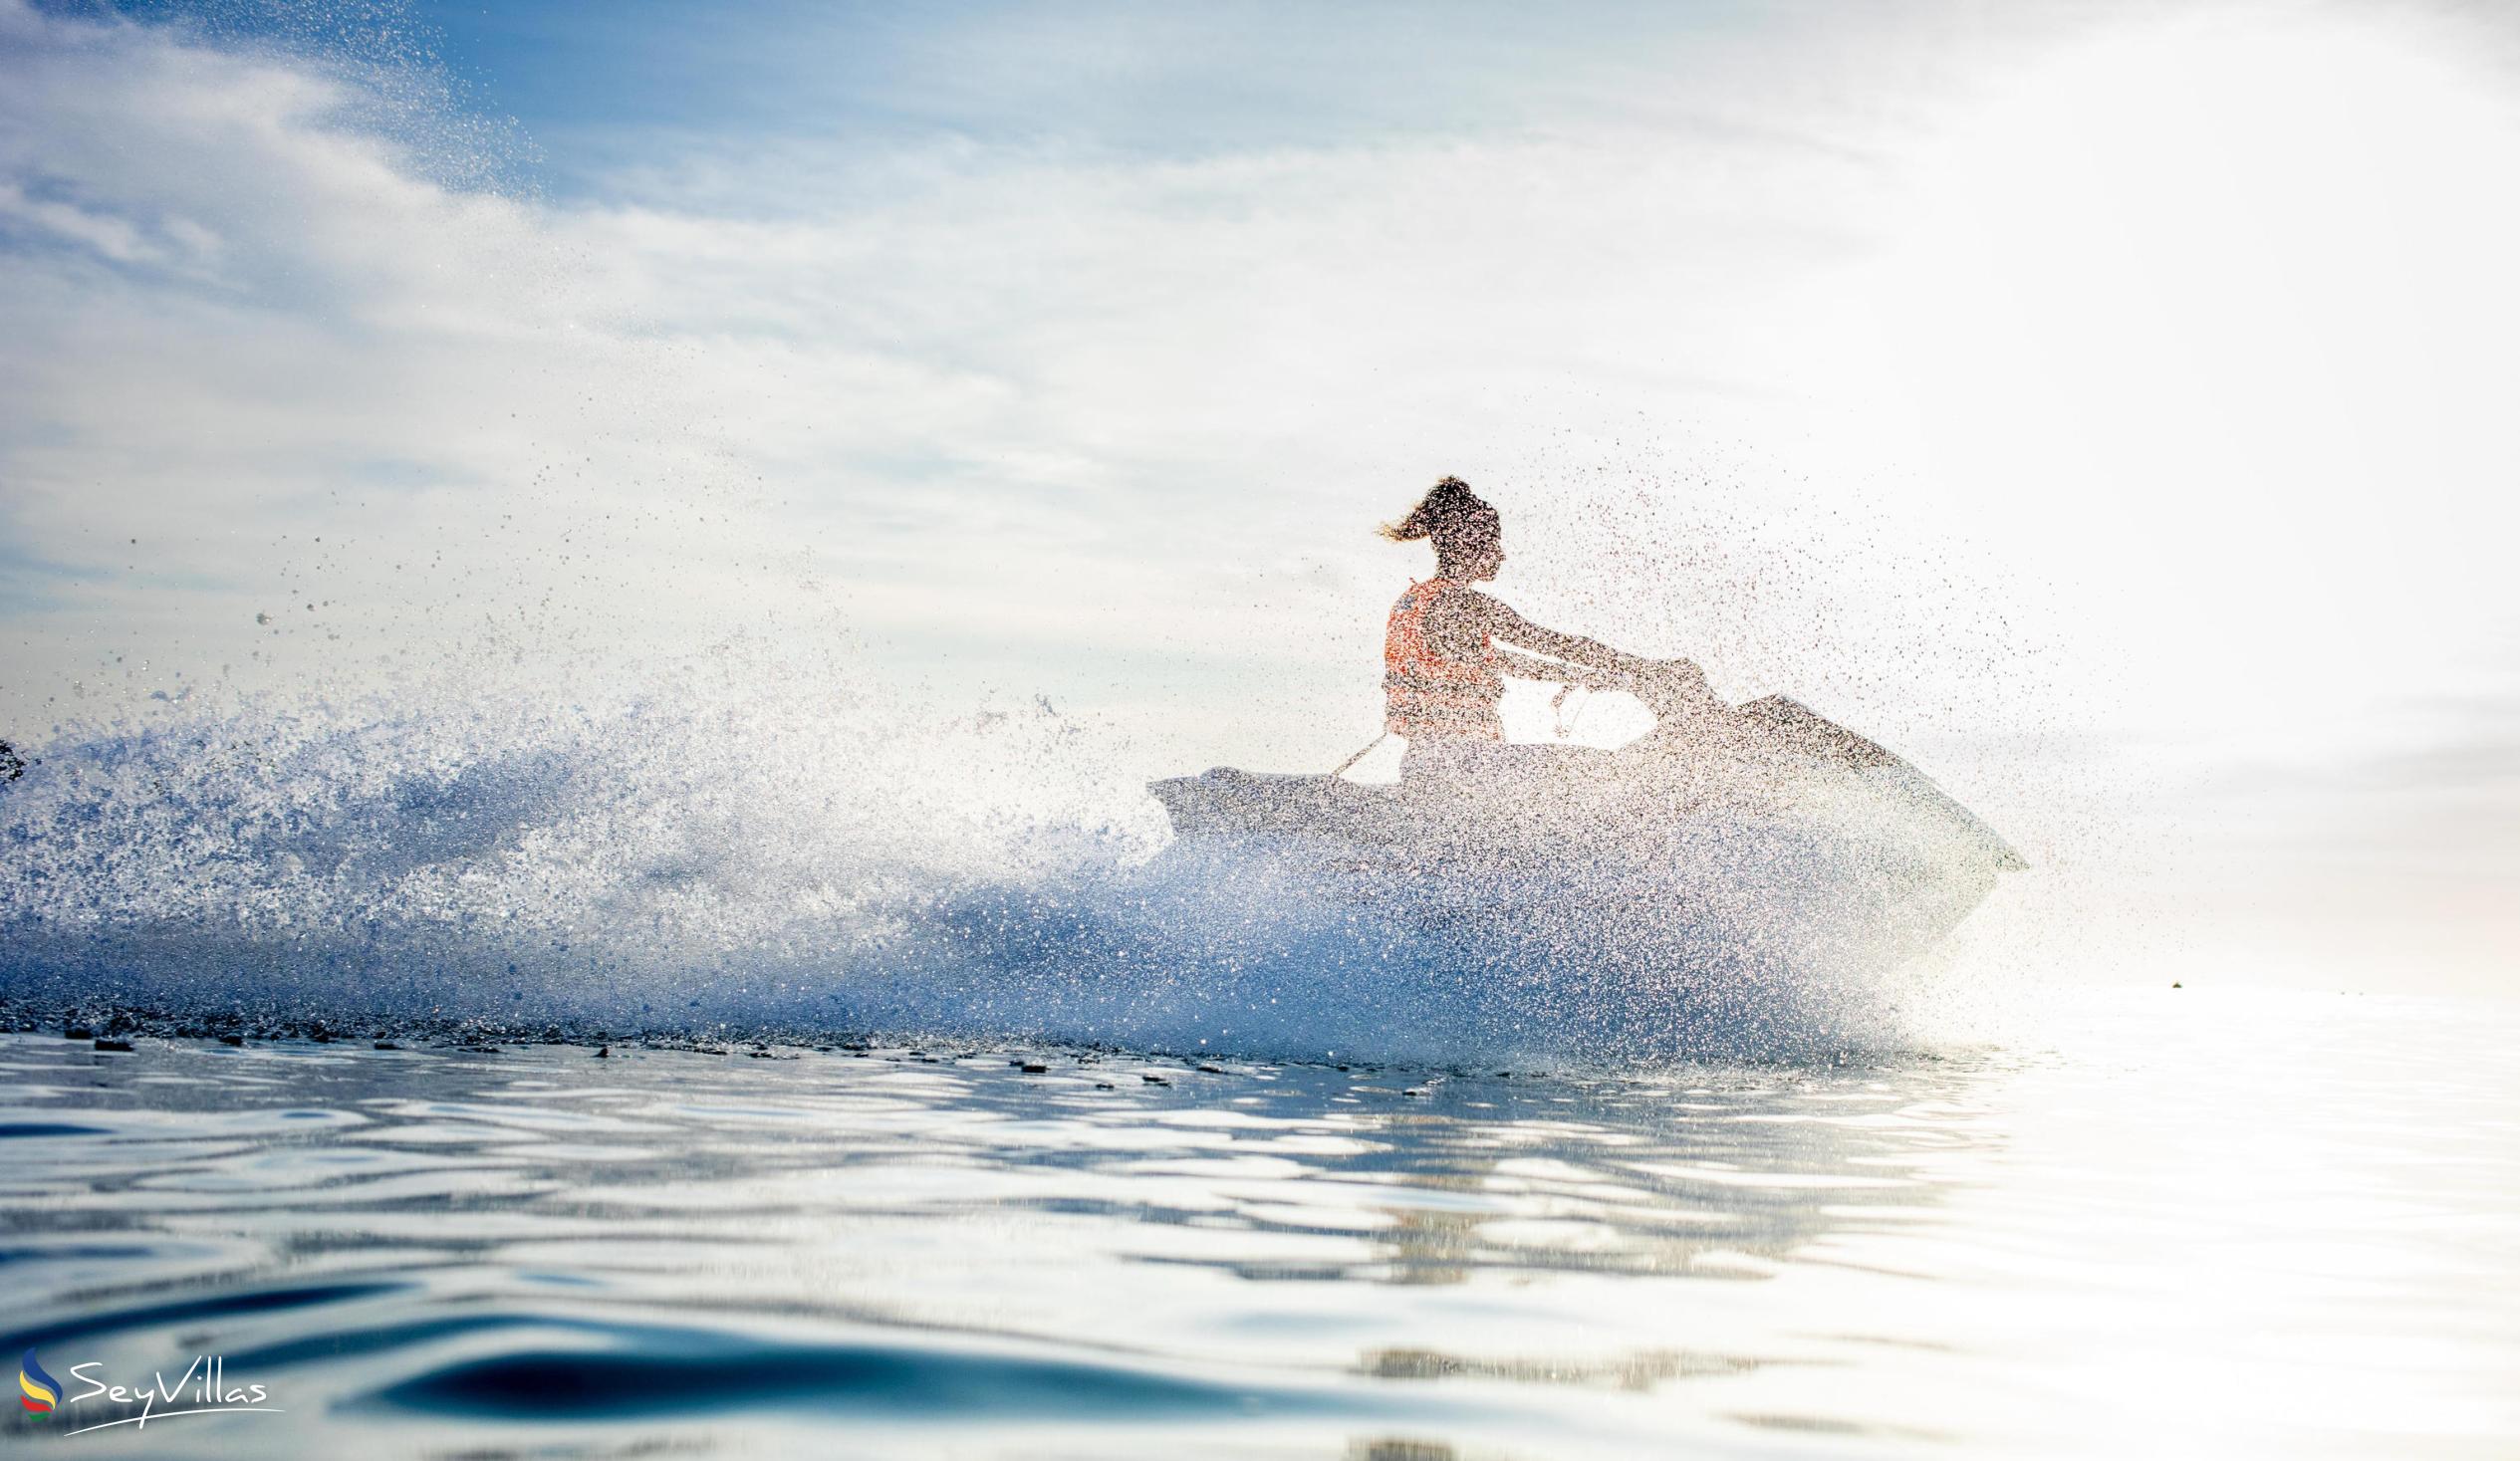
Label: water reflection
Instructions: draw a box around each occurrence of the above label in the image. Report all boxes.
[0,1031,1994,1456]
[10,998,2503,1459]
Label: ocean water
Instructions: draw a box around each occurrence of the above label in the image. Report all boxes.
[6,679,2517,1455]
[4,986,2514,1458]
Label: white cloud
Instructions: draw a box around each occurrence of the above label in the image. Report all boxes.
[0,0,1926,735]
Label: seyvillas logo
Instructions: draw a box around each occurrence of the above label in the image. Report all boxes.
[19,1350,59,1413]
[15,1349,282,1436]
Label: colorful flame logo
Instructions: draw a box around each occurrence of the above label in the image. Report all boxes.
[19,1350,59,1414]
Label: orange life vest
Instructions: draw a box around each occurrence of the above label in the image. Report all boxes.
[1384,579,1503,740]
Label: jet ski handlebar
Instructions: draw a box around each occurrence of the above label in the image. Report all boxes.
[1627,657,1728,720]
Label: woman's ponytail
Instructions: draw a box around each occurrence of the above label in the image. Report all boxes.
[1379,476,1491,543]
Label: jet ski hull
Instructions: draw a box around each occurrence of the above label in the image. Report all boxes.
[1147,697,2022,985]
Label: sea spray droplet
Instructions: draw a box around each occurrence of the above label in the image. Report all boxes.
[2,635,1996,1064]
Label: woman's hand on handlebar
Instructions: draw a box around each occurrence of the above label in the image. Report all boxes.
[1618,654,1701,688]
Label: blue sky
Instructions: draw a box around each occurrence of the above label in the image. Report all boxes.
[3,0,2517,983]
[406,1,1768,165]
[51,0,1778,189]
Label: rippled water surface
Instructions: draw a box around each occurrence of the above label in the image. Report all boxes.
[4,988,2514,1458]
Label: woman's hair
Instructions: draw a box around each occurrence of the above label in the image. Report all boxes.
[1379,476,1498,550]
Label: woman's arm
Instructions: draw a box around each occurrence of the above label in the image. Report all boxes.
[1462,592,1642,675]
[1494,646,1631,687]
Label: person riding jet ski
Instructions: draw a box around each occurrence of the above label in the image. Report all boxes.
[1379,476,1712,781]
[1146,476,2025,963]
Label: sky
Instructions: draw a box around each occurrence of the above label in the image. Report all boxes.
[1,0,2514,985]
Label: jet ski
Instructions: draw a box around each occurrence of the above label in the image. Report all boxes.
[1146,663,2025,984]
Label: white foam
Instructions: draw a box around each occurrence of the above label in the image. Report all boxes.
[2,641,1960,1064]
